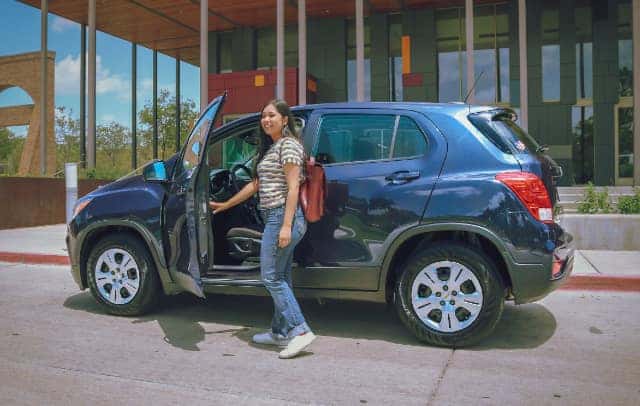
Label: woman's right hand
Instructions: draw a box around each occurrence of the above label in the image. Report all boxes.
[209,200,229,214]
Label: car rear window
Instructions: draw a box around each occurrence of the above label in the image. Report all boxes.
[468,110,541,155]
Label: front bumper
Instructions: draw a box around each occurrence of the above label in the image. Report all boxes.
[66,224,84,290]
[510,230,575,304]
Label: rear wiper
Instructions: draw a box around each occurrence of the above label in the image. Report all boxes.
[536,144,549,153]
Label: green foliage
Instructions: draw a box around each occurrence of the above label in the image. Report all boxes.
[617,189,640,214]
[0,127,24,175]
[577,183,613,214]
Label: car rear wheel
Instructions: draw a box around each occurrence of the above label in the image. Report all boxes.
[87,234,160,316]
[395,242,504,347]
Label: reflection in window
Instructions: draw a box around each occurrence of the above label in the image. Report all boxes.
[347,19,371,102]
[618,107,634,178]
[256,26,299,70]
[389,14,403,101]
[437,8,466,102]
[571,106,594,184]
[618,1,633,97]
[392,117,427,158]
[316,115,396,164]
[473,4,510,104]
[542,3,560,102]
[575,4,593,100]
[218,32,233,73]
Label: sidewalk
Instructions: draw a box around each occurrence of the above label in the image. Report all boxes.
[1,224,639,291]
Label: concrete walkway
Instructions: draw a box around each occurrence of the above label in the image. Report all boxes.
[1,224,639,291]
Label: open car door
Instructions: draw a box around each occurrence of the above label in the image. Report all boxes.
[169,93,226,297]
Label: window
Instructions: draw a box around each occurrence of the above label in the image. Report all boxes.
[618,0,633,97]
[437,8,467,102]
[542,2,560,102]
[347,19,371,101]
[393,117,427,158]
[473,4,510,104]
[219,32,233,73]
[256,26,299,70]
[389,14,403,101]
[572,106,594,184]
[316,114,426,164]
[575,4,593,101]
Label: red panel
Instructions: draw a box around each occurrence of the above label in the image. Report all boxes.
[402,73,424,87]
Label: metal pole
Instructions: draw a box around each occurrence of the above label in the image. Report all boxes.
[518,0,528,131]
[465,0,474,104]
[355,0,365,102]
[80,24,86,169]
[131,43,137,169]
[298,0,306,105]
[176,58,181,152]
[153,50,158,159]
[200,0,208,112]
[88,0,97,169]
[65,163,78,224]
[276,0,285,99]
[40,0,48,175]
[633,0,640,185]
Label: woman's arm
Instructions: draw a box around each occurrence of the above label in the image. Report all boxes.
[278,163,301,248]
[209,178,258,214]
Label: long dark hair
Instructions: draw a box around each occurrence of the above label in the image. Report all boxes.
[253,99,302,177]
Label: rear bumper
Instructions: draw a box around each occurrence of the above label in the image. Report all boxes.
[510,230,575,304]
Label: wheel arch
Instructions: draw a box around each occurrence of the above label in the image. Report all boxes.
[78,220,177,294]
[380,223,514,303]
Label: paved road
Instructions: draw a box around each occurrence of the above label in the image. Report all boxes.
[0,262,638,405]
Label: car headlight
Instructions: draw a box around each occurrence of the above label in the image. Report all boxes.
[73,198,93,219]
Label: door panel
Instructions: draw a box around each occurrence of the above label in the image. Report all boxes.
[164,95,225,297]
[294,109,446,290]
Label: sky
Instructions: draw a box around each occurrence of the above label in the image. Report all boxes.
[0,0,200,136]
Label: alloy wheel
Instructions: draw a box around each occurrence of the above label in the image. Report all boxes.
[94,248,140,305]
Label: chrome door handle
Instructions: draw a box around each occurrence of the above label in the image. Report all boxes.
[385,171,420,184]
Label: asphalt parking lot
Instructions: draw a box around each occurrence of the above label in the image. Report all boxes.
[0,262,638,405]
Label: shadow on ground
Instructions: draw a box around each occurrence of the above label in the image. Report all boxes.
[64,292,556,352]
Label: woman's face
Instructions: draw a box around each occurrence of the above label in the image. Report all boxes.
[261,104,287,139]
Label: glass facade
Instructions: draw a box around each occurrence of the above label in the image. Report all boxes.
[541,1,560,102]
[436,8,467,102]
[389,14,403,101]
[256,26,299,70]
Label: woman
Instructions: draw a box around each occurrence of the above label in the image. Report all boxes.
[209,99,315,359]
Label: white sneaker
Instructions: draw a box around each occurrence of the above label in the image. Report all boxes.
[252,331,290,347]
[278,332,316,359]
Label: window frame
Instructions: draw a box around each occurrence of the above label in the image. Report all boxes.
[311,112,429,167]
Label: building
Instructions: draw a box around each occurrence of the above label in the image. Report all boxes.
[19,0,640,186]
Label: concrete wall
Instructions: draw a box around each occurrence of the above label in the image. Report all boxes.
[0,178,110,229]
[559,214,640,250]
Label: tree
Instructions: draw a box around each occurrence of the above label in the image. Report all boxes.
[55,106,80,171]
[138,89,199,161]
[97,121,130,169]
[0,127,24,175]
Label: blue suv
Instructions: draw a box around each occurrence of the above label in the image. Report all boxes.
[66,93,574,347]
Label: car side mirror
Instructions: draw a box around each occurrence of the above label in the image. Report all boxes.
[143,160,168,182]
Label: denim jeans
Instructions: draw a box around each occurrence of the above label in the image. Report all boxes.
[260,205,310,338]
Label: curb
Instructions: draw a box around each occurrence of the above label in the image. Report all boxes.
[0,252,70,266]
[1,252,639,292]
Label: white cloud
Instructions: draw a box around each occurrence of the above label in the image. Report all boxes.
[51,16,76,33]
[55,54,130,101]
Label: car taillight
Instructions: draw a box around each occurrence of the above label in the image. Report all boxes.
[496,171,553,223]
[551,254,564,279]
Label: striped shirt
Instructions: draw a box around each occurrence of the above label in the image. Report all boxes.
[257,136,305,209]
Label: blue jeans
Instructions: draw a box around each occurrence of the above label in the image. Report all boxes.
[260,205,310,338]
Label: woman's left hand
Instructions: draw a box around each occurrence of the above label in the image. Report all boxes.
[278,226,292,248]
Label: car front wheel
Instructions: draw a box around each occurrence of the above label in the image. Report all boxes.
[395,242,504,347]
[87,234,160,316]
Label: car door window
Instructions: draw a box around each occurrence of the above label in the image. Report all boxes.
[315,114,396,164]
[178,104,217,180]
[392,116,428,158]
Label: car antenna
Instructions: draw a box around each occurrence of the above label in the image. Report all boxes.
[463,70,485,108]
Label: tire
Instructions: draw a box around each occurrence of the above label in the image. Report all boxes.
[86,234,160,316]
[395,242,504,347]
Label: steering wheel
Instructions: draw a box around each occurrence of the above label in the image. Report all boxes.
[229,163,253,193]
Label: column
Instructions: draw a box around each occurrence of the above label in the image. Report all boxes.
[465,0,474,104]
[176,58,181,152]
[634,0,640,185]
[355,0,365,101]
[298,0,307,105]
[153,50,158,159]
[518,0,528,130]
[276,0,285,99]
[200,0,208,112]
[131,43,137,169]
[80,24,86,168]
[40,0,48,175]
[88,0,96,169]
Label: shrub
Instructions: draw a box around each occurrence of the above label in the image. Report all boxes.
[577,183,613,214]
[618,188,640,214]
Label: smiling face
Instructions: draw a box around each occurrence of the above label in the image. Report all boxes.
[261,103,288,140]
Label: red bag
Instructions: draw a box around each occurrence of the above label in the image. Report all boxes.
[299,156,326,223]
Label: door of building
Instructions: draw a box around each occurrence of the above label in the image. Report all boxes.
[615,97,634,186]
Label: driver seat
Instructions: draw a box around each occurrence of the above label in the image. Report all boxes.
[226,226,262,262]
